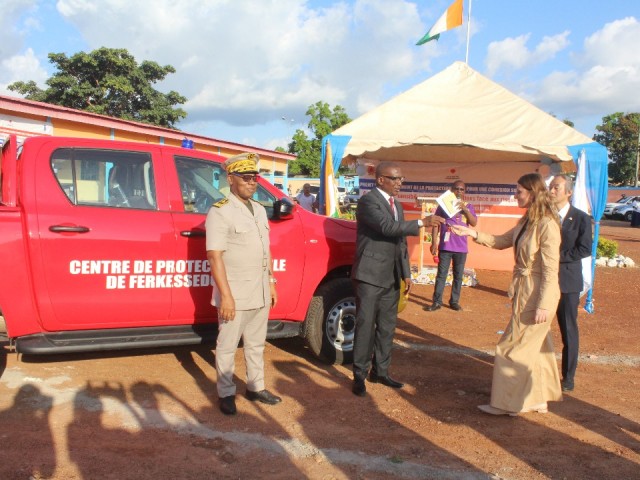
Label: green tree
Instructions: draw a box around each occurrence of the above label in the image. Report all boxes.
[8,47,187,129]
[549,112,575,128]
[287,101,351,177]
[593,112,640,185]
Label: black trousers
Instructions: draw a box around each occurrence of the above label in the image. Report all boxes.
[432,250,467,306]
[556,291,580,383]
[352,280,400,380]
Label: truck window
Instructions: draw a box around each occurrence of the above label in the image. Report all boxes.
[174,155,277,215]
[51,148,156,210]
[175,156,228,213]
[253,182,277,218]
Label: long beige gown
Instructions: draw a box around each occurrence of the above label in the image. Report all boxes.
[476,215,562,412]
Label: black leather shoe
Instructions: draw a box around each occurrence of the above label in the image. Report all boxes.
[369,373,404,389]
[561,380,574,392]
[425,303,441,312]
[245,389,282,405]
[219,395,237,415]
[450,303,462,311]
[352,378,366,397]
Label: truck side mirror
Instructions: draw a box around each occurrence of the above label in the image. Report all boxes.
[272,197,294,220]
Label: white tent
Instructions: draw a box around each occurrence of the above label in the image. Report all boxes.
[327,61,608,299]
[334,61,593,166]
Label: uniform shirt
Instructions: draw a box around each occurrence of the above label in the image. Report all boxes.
[296,192,316,212]
[435,203,477,253]
[205,193,271,310]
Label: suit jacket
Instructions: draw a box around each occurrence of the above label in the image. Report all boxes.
[352,188,420,288]
[559,205,592,294]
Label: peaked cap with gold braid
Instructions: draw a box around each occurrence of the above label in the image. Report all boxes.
[225,152,260,174]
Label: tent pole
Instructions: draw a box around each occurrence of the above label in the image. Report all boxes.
[465,0,472,64]
[419,200,426,271]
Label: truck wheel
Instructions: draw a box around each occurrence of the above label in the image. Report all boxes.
[625,211,633,222]
[303,278,356,365]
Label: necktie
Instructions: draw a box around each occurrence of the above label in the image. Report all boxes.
[389,197,397,220]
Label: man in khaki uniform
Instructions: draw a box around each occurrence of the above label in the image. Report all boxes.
[206,153,281,415]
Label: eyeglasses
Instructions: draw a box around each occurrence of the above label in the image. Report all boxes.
[381,175,405,183]
[453,187,465,191]
[232,173,260,183]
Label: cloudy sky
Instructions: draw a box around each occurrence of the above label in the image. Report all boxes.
[1,0,638,151]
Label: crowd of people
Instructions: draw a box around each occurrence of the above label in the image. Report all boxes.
[206,156,592,418]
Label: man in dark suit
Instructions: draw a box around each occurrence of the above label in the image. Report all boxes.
[351,162,444,397]
[549,174,592,392]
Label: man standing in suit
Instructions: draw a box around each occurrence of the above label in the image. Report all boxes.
[549,174,592,392]
[351,162,444,397]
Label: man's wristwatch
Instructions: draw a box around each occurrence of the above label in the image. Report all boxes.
[269,277,277,284]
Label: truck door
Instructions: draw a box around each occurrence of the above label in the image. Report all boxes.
[29,144,174,330]
[167,154,224,322]
[169,154,305,322]
[256,183,306,318]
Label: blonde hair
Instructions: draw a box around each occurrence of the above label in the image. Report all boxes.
[517,173,559,225]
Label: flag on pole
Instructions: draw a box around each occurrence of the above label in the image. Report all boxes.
[319,134,351,216]
[322,140,340,218]
[416,0,464,45]
[571,149,593,297]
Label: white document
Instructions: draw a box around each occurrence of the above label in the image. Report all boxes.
[436,190,461,218]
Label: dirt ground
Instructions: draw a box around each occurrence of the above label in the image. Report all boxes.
[1,220,639,480]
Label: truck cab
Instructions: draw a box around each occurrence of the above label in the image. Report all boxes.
[0,136,356,364]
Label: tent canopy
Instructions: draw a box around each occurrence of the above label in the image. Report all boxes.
[334,61,593,165]
[329,61,609,313]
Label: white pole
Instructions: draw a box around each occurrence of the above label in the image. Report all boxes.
[633,122,640,187]
[465,0,472,64]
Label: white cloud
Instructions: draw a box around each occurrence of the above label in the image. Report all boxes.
[53,0,427,129]
[0,1,51,95]
[0,0,39,57]
[530,17,640,129]
[581,17,640,67]
[485,34,532,74]
[0,48,49,95]
[535,31,570,61]
[485,31,570,76]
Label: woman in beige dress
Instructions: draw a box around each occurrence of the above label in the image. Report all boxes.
[452,173,562,416]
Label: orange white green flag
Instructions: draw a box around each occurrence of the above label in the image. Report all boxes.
[416,0,463,45]
[322,140,340,218]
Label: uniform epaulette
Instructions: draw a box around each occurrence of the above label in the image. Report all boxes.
[213,198,229,208]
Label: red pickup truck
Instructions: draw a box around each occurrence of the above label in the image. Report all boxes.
[0,135,356,364]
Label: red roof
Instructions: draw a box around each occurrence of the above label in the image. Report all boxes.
[0,94,295,161]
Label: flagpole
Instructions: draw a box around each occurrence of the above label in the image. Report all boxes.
[465,0,472,64]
